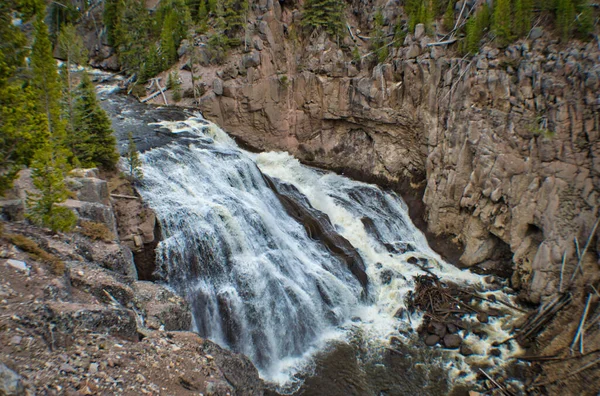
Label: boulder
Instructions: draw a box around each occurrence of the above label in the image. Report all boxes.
[443,334,462,349]
[66,177,109,205]
[133,281,191,331]
[459,344,474,356]
[37,302,138,347]
[68,262,135,306]
[0,363,25,396]
[242,51,261,68]
[213,78,223,96]
[425,334,440,346]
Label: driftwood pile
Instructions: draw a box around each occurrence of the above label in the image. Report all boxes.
[405,274,524,354]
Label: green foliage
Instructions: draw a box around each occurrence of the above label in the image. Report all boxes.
[69,73,119,170]
[103,0,121,46]
[492,0,512,46]
[461,3,490,54]
[198,0,208,21]
[27,146,77,233]
[301,0,346,38]
[58,23,88,135]
[352,46,361,63]
[208,0,217,14]
[443,0,455,31]
[47,0,80,42]
[126,132,144,181]
[31,11,66,146]
[406,0,435,33]
[575,1,594,37]
[108,0,191,81]
[513,0,533,37]
[371,10,389,63]
[168,71,183,102]
[556,0,576,40]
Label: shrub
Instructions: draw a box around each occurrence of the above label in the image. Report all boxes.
[79,221,114,241]
[6,233,65,275]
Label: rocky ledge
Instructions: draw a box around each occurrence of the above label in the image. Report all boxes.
[0,170,264,395]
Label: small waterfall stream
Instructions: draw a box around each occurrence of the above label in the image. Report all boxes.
[121,111,520,392]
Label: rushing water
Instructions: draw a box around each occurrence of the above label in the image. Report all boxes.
[123,111,521,392]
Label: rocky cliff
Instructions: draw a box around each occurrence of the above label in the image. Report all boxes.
[132,0,600,304]
[0,170,264,395]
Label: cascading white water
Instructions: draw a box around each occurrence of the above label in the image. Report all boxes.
[136,115,520,388]
[137,119,363,382]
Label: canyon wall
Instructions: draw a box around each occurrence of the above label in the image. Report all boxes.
[120,0,599,303]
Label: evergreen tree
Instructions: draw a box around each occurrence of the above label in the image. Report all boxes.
[372,10,389,63]
[0,0,42,194]
[31,10,67,147]
[57,23,88,133]
[443,0,455,31]
[103,0,122,46]
[208,0,217,14]
[492,0,512,45]
[27,145,77,232]
[126,132,143,181]
[160,11,178,68]
[301,0,346,38]
[513,0,533,37]
[575,1,594,37]
[198,0,208,21]
[556,0,575,40]
[70,73,119,170]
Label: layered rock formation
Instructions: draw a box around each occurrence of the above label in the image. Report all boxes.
[139,0,600,303]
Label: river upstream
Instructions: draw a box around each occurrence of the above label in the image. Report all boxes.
[95,72,525,395]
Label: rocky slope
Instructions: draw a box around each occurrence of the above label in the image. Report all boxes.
[0,170,264,395]
[132,0,600,305]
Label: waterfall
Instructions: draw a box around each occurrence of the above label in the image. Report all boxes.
[135,115,518,387]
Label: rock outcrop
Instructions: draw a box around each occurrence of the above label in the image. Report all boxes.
[0,220,264,394]
[136,0,600,303]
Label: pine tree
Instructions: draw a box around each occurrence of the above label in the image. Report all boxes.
[513,0,533,37]
[126,132,143,181]
[208,0,217,14]
[103,0,122,46]
[372,10,389,63]
[443,0,455,32]
[301,0,346,39]
[575,1,594,37]
[556,0,575,41]
[27,145,77,232]
[198,0,208,21]
[492,0,512,46]
[58,23,88,133]
[31,10,67,147]
[71,73,119,170]
[159,12,178,68]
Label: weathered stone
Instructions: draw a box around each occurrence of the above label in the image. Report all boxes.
[414,23,425,40]
[6,259,28,274]
[0,363,25,396]
[443,334,462,349]
[37,302,138,346]
[133,281,191,331]
[425,334,440,346]
[242,51,261,68]
[529,27,543,40]
[459,344,474,356]
[213,78,223,96]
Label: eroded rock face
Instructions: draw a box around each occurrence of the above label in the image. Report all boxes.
[159,2,599,303]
